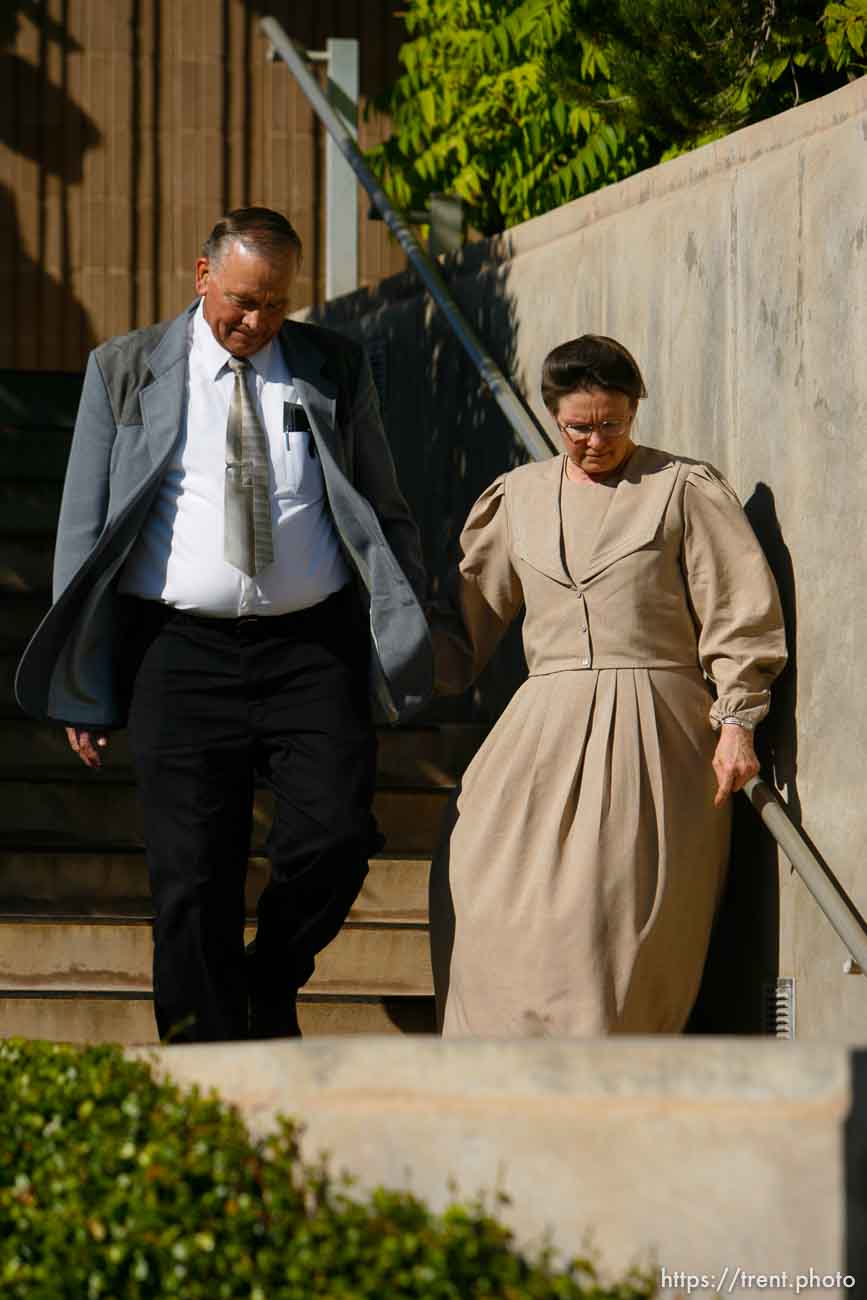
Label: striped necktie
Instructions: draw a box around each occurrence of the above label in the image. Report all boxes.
[224,356,275,576]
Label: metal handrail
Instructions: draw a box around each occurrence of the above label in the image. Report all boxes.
[262,15,867,978]
[260,17,553,463]
[743,777,867,974]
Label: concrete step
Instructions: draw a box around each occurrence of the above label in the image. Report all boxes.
[0,918,433,997]
[0,992,435,1043]
[0,372,81,432]
[0,852,431,924]
[0,781,451,854]
[0,720,484,785]
[0,536,53,594]
[0,428,72,480]
[0,654,19,717]
[0,482,62,534]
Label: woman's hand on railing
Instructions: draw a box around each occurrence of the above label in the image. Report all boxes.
[712,723,760,807]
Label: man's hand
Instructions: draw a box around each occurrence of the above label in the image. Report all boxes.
[65,726,110,770]
[712,724,759,807]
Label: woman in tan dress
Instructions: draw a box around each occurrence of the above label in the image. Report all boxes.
[430,335,787,1037]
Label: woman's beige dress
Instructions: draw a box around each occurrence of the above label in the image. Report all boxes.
[430,446,787,1037]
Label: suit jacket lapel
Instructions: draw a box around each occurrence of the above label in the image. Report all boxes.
[139,302,195,472]
[279,322,341,466]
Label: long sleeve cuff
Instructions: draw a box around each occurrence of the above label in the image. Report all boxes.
[709,692,771,731]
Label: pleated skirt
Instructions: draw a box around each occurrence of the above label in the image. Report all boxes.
[429,666,731,1037]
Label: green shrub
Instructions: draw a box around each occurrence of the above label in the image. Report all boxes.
[0,1039,655,1299]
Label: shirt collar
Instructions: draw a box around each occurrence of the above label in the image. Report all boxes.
[192,297,281,383]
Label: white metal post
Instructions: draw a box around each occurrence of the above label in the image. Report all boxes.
[325,38,359,300]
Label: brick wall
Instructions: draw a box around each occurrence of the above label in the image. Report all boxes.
[0,0,406,369]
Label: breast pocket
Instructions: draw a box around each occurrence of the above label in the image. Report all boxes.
[279,404,324,501]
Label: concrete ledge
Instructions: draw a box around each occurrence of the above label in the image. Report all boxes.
[141,1037,867,1292]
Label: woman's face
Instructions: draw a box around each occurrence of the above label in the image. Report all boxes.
[554,386,637,478]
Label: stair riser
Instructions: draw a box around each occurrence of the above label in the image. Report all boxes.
[0,922,433,996]
[0,429,72,481]
[0,995,436,1043]
[0,538,54,595]
[0,783,450,854]
[0,721,483,786]
[0,853,431,924]
[0,598,50,653]
[0,483,62,534]
[0,656,20,718]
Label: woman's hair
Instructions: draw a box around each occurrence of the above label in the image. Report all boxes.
[541,335,647,412]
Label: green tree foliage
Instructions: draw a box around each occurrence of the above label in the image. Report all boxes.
[592,0,867,164]
[366,0,637,236]
[824,0,867,67]
[366,0,867,235]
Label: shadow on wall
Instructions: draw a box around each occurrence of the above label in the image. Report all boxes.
[424,248,541,723]
[309,236,539,726]
[745,483,799,819]
[687,482,798,1034]
[0,2,99,369]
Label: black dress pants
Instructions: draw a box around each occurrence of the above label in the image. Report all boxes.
[122,584,379,1043]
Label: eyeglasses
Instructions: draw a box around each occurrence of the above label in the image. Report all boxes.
[557,418,632,441]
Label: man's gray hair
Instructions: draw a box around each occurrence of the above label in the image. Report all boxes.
[202,207,303,267]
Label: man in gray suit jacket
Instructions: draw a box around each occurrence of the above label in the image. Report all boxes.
[16,207,432,1043]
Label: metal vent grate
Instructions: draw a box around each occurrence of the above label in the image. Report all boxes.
[365,336,388,422]
[763,977,796,1038]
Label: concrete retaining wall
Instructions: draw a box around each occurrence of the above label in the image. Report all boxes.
[303,78,867,1042]
[152,1037,867,1296]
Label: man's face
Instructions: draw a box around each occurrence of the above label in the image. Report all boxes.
[195,240,297,358]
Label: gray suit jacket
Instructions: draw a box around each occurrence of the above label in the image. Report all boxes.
[15,302,433,727]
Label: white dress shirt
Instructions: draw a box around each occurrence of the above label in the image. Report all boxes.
[119,299,350,616]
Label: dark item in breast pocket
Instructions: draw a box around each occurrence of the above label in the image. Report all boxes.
[283,402,316,457]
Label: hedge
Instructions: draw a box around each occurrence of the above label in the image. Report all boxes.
[0,1039,656,1299]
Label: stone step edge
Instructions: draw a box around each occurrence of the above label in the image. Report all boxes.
[0,981,432,998]
[0,992,437,1027]
[0,767,465,787]
[0,842,437,859]
[0,990,433,1004]
[0,912,429,929]
[0,773,459,790]
[0,850,432,862]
